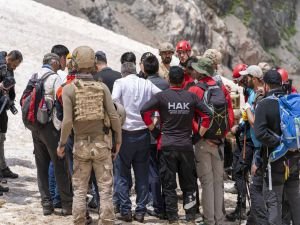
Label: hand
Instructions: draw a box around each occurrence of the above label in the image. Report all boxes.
[251,164,258,176]
[231,125,238,134]
[112,143,121,161]
[57,146,65,159]
[242,102,251,111]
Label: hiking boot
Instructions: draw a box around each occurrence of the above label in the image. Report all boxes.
[114,204,120,214]
[226,207,247,221]
[225,186,237,194]
[186,221,196,225]
[168,220,179,225]
[87,196,98,209]
[134,213,144,223]
[1,167,18,179]
[117,213,132,222]
[0,184,9,192]
[42,202,54,216]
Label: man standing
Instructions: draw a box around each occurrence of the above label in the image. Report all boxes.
[254,70,300,225]
[112,61,161,222]
[28,53,72,216]
[175,40,194,88]
[51,44,70,82]
[189,58,234,225]
[94,51,121,93]
[57,46,122,225]
[158,42,174,80]
[0,50,22,193]
[141,66,210,225]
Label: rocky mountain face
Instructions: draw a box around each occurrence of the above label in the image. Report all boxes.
[34,0,300,75]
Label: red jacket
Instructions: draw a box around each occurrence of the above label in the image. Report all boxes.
[182,72,194,89]
[188,76,234,136]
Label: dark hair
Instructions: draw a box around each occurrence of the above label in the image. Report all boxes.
[51,45,69,58]
[95,51,107,64]
[121,52,136,64]
[263,69,282,88]
[143,55,159,75]
[7,50,23,62]
[140,52,154,63]
[169,66,184,85]
[186,56,198,70]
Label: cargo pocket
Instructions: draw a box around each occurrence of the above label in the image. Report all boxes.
[102,162,113,184]
[73,140,91,160]
[92,142,110,161]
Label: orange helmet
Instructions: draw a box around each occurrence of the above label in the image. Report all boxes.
[277,67,289,82]
[232,64,248,81]
[176,40,192,52]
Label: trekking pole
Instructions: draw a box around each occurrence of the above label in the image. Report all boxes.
[239,124,247,225]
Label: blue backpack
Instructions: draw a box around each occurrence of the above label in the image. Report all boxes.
[268,93,300,162]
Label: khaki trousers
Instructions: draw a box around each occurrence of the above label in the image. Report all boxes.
[72,136,114,225]
[195,140,224,225]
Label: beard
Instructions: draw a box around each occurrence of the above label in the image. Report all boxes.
[162,57,172,64]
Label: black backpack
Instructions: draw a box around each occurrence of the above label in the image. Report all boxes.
[197,82,228,139]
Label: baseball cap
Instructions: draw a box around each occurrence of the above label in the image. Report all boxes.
[239,65,263,79]
[95,50,107,63]
[191,57,214,76]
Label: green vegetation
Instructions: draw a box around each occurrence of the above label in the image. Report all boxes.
[281,24,297,41]
[227,0,252,26]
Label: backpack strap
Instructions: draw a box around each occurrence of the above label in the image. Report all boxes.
[196,82,208,91]
[40,71,56,81]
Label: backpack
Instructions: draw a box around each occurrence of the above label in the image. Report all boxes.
[197,82,228,139]
[21,72,55,131]
[267,94,300,162]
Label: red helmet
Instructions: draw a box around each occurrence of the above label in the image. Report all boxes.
[277,67,289,82]
[176,40,192,52]
[232,64,248,80]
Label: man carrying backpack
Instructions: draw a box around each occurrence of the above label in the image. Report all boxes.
[22,53,73,216]
[188,57,234,225]
[254,70,300,225]
[57,46,122,225]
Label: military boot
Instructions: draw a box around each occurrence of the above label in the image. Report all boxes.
[42,202,54,216]
[1,167,18,179]
[0,184,9,193]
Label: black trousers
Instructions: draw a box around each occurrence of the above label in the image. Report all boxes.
[32,123,73,208]
[159,149,196,221]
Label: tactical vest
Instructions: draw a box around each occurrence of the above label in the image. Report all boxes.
[73,79,105,122]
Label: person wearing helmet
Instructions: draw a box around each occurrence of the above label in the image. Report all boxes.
[176,40,194,89]
[276,67,297,94]
[203,49,224,86]
[158,42,175,80]
[57,46,122,225]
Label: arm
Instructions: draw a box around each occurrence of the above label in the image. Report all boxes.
[112,80,122,103]
[59,85,74,146]
[103,84,122,144]
[254,101,280,148]
[194,97,212,137]
[140,95,160,130]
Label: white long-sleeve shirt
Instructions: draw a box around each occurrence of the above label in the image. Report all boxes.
[112,74,161,131]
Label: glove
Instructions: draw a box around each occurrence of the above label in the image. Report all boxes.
[150,127,160,139]
[192,133,201,145]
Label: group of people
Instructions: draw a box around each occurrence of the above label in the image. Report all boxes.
[0,39,299,225]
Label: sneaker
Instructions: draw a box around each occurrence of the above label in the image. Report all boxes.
[1,167,18,179]
[0,184,9,192]
[42,202,54,216]
[114,204,120,214]
[87,196,98,209]
[226,207,247,221]
[61,207,72,216]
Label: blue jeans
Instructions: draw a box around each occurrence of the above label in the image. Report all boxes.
[115,129,150,215]
[149,144,164,213]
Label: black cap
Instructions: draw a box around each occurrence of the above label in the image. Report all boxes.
[95,51,107,63]
[140,52,154,63]
[263,69,282,86]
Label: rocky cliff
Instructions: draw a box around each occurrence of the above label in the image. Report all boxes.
[34,0,300,75]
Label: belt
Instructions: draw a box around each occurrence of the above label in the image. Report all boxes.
[122,128,148,135]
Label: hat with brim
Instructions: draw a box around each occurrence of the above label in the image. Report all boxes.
[191,57,214,77]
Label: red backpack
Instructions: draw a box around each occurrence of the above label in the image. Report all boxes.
[20,72,55,131]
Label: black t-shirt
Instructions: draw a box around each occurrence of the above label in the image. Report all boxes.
[141,88,210,150]
[94,67,121,93]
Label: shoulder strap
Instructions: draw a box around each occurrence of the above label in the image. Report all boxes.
[40,71,56,81]
[196,82,208,91]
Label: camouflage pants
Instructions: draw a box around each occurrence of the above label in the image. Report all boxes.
[72,136,114,225]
